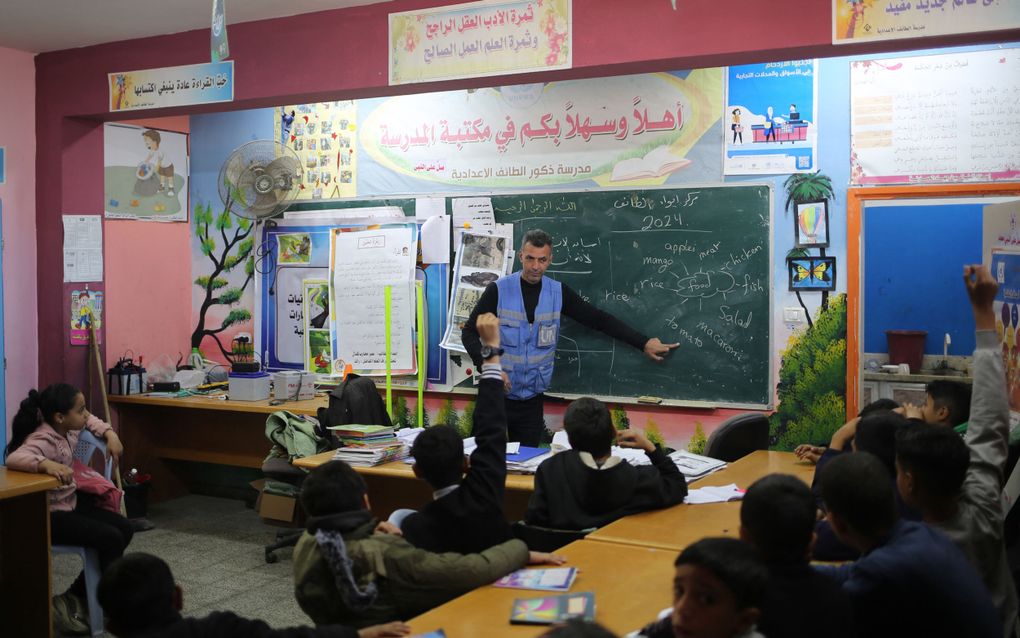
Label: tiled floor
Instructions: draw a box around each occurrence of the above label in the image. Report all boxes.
[53,495,309,636]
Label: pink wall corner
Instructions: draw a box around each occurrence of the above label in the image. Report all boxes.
[104,116,192,374]
[0,45,38,436]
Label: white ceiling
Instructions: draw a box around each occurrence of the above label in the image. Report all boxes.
[0,0,387,54]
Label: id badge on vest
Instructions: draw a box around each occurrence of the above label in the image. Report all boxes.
[537,322,557,347]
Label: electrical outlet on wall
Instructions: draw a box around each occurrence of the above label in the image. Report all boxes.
[784,307,805,324]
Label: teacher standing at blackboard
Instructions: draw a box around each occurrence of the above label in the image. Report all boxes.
[462,229,678,445]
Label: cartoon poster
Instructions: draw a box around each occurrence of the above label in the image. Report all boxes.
[724,60,818,175]
[274,102,357,200]
[303,279,332,374]
[104,123,189,221]
[278,233,312,264]
[992,250,1020,421]
[70,290,103,346]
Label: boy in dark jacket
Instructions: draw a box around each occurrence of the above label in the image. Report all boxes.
[739,473,854,638]
[399,313,514,553]
[524,397,687,530]
[97,552,409,638]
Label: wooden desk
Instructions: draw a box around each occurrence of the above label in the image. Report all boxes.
[0,468,59,637]
[294,451,536,520]
[408,539,674,638]
[111,394,326,501]
[586,451,813,552]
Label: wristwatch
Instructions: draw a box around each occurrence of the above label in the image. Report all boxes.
[479,345,505,360]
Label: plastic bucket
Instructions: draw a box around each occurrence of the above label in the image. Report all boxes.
[886,330,927,374]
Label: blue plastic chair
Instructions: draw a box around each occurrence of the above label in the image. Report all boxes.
[52,429,113,636]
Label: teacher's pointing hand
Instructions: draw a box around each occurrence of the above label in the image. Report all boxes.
[643,338,679,362]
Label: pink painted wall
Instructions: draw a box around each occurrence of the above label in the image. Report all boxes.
[0,45,38,433]
[104,116,192,373]
[31,0,1020,420]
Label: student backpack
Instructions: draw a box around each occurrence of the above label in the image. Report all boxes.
[315,373,392,449]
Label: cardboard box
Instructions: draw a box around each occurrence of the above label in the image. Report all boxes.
[250,479,298,523]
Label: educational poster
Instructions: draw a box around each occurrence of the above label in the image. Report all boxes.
[108,61,233,112]
[724,60,818,175]
[991,251,1020,419]
[850,47,1020,185]
[274,102,357,200]
[442,230,514,353]
[70,290,103,346]
[62,215,104,283]
[389,0,571,85]
[329,225,419,375]
[303,279,332,374]
[278,233,311,264]
[104,124,189,221]
[834,0,1020,45]
[358,69,723,194]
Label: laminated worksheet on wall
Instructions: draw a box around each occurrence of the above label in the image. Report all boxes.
[329,224,418,375]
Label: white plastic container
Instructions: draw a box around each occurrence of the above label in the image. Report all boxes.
[273,370,315,401]
[228,372,271,401]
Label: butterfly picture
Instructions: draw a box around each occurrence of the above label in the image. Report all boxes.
[788,256,836,291]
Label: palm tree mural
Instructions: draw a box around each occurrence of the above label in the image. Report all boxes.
[784,171,835,316]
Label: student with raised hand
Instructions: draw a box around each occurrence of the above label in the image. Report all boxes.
[739,474,853,638]
[399,313,513,553]
[4,383,133,635]
[816,452,1001,638]
[98,552,410,638]
[633,537,768,638]
[525,397,687,531]
[894,263,1019,636]
[293,460,565,628]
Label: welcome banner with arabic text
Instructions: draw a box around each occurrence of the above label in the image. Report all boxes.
[390,0,571,85]
[359,69,723,194]
[835,0,1020,44]
[109,61,233,112]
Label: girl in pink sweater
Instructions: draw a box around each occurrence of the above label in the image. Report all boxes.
[5,383,133,633]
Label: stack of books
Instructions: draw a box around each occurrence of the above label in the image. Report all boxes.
[328,424,407,467]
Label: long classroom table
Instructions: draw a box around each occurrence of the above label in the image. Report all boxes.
[110,394,535,518]
[407,539,676,638]
[0,468,59,638]
[586,450,814,551]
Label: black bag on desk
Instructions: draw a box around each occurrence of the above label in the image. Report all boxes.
[315,374,392,449]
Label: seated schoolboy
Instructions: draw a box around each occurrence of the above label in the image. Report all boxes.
[633,537,768,638]
[98,552,410,638]
[893,263,1019,636]
[906,378,972,433]
[524,397,687,530]
[739,473,854,638]
[293,459,563,628]
[399,312,513,554]
[816,452,1001,638]
[794,398,900,463]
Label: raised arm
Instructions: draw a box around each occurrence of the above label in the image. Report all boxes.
[962,264,1010,501]
[560,285,677,361]
[464,313,509,506]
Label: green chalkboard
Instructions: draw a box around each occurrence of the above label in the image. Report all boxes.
[471,185,773,407]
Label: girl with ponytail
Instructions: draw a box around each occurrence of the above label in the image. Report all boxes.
[6,383,133,634]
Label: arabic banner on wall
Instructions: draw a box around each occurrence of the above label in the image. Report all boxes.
[274,102,358,200]
[390,0,571,85]
[835,0,1020,45]
[850,47,1020,185]
[358,69,723,194]
[109,61,234,112]
[724,60,818,175]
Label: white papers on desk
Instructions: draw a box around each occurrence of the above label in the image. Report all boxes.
[684,483,744,504]
[63,215,104,282]
[550,431,727,480]
[333,443,407,467]
[460,437,521,456]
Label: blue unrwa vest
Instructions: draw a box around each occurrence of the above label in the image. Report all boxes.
[496,272,562,400]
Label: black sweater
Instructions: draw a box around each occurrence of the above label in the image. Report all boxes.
[401,373,513,553]
[461,278,649,368]
[121,611,356,638]
[524,448,688,530]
